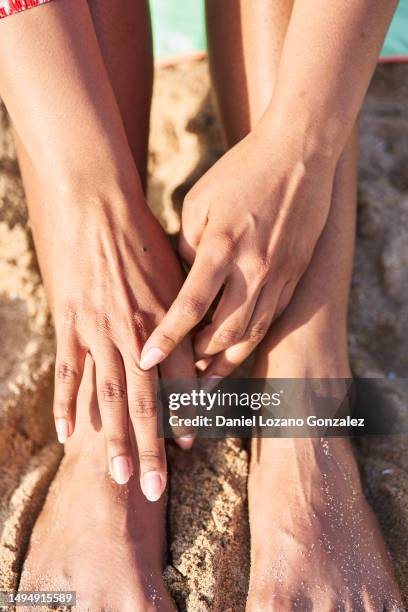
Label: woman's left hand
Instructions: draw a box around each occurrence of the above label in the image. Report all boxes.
[140,120,337,376]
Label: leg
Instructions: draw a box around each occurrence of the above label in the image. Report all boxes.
[17,2,174,609]
[206,0,293,144]
[247,134,403,611]
[17,0,153,293]
[207,1,403,609]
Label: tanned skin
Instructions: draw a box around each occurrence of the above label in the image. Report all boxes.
[0,0,403,609]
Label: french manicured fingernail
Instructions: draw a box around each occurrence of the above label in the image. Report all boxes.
[140,347,166,370]
[112,456,132,485]
[176,436,194,450]
[142,471,164,502]
[55,419,69,444]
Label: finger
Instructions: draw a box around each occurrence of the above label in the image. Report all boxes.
[194,272,261,359]
[178,191,209,265]
[124,361,166,502]
[93,343,133,485]
[140,235,229,370]
[53,332,86,444]
[196,357,211,372]
[159,338,196,449]
[178,230,197,267]
[202,286,280,377]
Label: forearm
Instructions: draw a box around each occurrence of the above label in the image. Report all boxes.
[266,0,397,161]
[0,0,137,195]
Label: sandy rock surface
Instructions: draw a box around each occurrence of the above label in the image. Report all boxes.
[0,61,407,611]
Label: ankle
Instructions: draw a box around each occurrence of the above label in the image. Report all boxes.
[250,437,362,496]
[255,321,350,378]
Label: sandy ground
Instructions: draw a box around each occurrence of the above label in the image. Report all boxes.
[0,60,407,611]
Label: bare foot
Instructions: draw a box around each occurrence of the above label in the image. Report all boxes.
[247,437,403,611]
[247,339,404,611]
[19,374,175,611]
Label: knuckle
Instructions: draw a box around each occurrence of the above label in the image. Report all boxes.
[107,434,129,450]
[127,311,149,342]
[61,302,79,328]
[100,378,126,402]
[246,321,269,343]
[139,449,162,463]
[212,232,236,265]
[95,312,112,337]
[129,395,156,418]
[213,326,244,346]
[139,449,164,472]
[57,361,78,383]
[177,295,207,320]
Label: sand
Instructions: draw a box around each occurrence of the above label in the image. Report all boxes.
[0,60,407,611]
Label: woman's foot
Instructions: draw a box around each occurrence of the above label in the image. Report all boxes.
[246,333,404,611]
[247,437,403,611]
[19,374,175,612]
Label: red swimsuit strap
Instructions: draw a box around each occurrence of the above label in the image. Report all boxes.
[0,0,53,19]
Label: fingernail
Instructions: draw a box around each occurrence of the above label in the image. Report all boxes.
[176,436,194,450]
[112,456,132,485]
[142,471,164,502]
[140,347,166,370]
[195,358,211,372]
[55,419,69,444]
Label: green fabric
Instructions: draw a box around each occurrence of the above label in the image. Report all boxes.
[149,0,408,60]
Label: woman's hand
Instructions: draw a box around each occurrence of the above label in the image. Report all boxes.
[139,0,397,378]
[140,120,337,376]
[0,0,196,500]
[51,181,194,498]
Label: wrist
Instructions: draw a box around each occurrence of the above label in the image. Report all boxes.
[36,145,147,218]
[262,98,348,170]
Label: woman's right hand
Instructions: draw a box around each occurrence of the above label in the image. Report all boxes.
[50,180,195,500]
